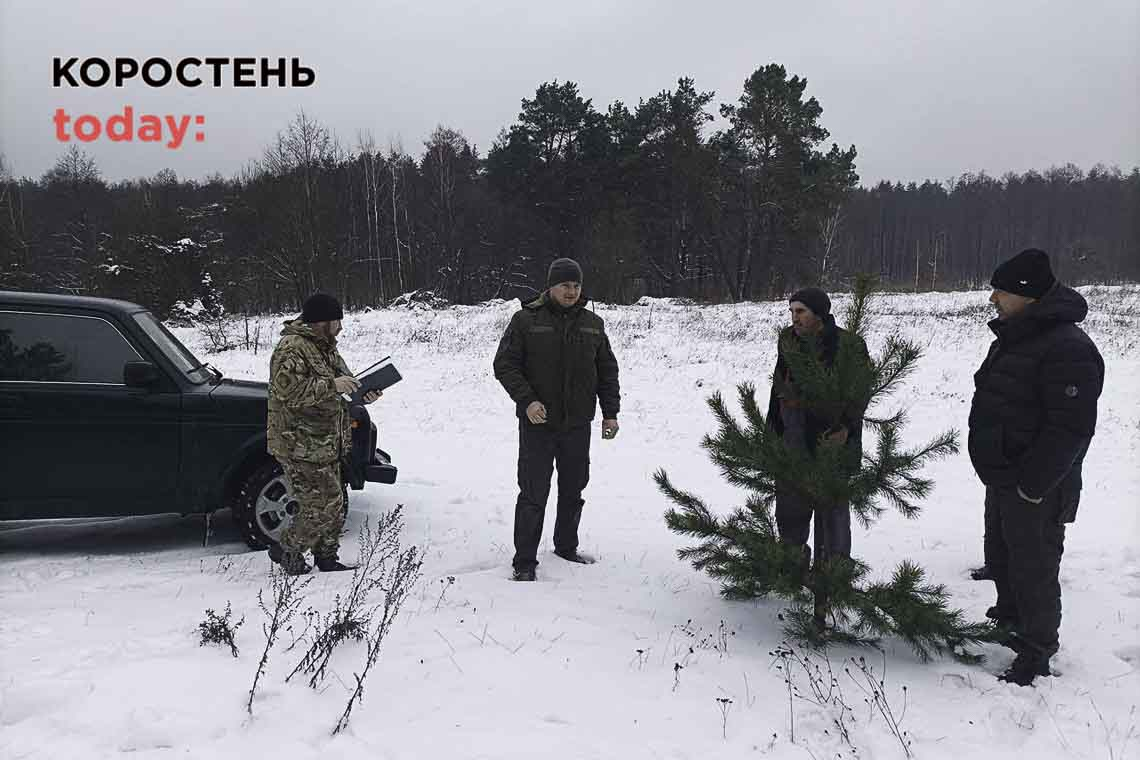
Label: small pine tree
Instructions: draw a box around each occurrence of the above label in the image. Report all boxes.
[657,275,993,662]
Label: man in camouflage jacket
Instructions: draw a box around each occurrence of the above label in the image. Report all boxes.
[493,258,621,582]
[267,293,381,575]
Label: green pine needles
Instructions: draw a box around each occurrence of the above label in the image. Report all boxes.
[657,274,993,663]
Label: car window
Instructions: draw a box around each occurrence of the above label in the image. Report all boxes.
[133,311,210,383]
[0,311,142,384]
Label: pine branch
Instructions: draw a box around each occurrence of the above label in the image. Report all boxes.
[736,382,768,432]
[863,409,907,430]
[871,336,922,401]
[657,470,725,539]
[706,391,741,433]
[842,273,876,341]
[854,561,993,664]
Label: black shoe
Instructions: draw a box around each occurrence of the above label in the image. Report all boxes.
[554,549,596,564]
[315,556,357,572]
[983,608,1023,654]
[268,544,312,576]
[998,652,1051,686]
[995,630,1030,655]
[511,567,536,582]
[985,605,1018,626]
[970,565,994,581]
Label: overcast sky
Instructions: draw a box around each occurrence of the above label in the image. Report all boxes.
[1,0,1137,186]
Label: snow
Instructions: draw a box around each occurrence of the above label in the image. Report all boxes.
[170,298,208,320]
[2,287,1138,760]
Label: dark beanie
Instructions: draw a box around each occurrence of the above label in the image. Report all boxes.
[991,248,1056,299]
[301,293,344,323]
[547,258,583,287]
[789,287,831,317]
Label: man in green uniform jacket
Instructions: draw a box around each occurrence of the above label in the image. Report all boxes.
[493,258,622,582]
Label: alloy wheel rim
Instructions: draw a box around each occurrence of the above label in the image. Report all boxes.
[253,475,296,543]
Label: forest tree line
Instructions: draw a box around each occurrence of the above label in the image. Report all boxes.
[1,63,1136,319]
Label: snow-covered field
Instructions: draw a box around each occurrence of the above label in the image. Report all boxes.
[2,287,1138,760]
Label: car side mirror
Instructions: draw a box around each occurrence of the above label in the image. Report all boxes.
[124,361,160,387]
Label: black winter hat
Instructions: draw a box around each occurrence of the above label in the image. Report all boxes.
[991,248,1056,299]
[547,257,583,287]
[301,293,344,323]
[788,287,831,317]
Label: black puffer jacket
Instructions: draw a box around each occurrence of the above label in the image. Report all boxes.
[967,284,1104,516]
[493,293,621,429]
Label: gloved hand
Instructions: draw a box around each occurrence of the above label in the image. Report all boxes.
[334,376,361,395]
[526,401,547,424]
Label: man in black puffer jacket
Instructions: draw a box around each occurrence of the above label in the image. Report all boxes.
[493,258,621,581]
[968,248,1104,686]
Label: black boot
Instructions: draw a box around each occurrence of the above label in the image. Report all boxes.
[511,567,536,582]
[970,565,993,581]
[554,549,596,564]
[268,544,312,576]
[984,606,1023,653]
[315,555,357,572]
[985,605,1018,626]
[998,652,1051,686]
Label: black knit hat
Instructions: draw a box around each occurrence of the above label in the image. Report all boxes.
[789,287,831,317]
[301,293,344,323]
[991,248,1056,299]
[547,257,583,287]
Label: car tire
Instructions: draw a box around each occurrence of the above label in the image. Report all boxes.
[231,458,349,550]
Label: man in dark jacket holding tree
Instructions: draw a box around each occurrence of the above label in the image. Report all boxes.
[493,258,621,582]
[969,248,1104,686]
[766,288,870,568]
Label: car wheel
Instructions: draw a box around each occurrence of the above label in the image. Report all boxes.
[232,459,349,550]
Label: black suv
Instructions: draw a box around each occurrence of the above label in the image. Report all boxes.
[0,290,396,548]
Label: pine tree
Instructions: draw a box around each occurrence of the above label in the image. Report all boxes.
[657,275,994,662]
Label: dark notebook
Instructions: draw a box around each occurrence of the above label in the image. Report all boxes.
[347,360,402,404]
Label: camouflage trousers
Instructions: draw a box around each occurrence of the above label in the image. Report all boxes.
[278,458,344,558]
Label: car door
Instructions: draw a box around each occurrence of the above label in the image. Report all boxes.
[0,309,181,519]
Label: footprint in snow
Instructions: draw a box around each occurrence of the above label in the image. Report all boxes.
[1114,645,1140,666]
